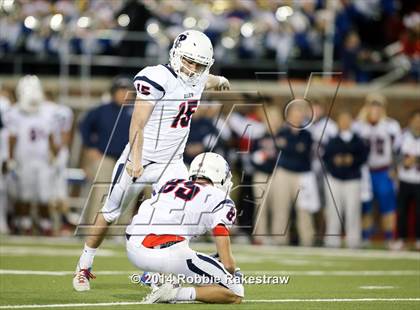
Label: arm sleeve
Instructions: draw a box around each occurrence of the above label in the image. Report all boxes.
[389,120,402,152]
[322,140,334,164]
[62,107,74,132]
[79,108,98,148]
[3,109,18,135]
[399,131,410,156]
[133,66,167,104]
[210,198,237,232]
[354,137,369,167]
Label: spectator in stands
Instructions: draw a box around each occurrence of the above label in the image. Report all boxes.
[394,111,420,250]
[341,31,370,82]
[323,110,369,248]
[117,0,152,58]
[271,101,317,246]
[251,105,282,245]
[400,12,420,81]
[0,0,418,83]
[349,0,397,48]
[79,75,133,224]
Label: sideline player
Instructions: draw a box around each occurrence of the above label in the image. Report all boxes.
[0,87,11,234]
[73,30,231,291]
[354,94,401,245]
[44,100,74,231]
[4,75,59,234]
[126,152,243,304]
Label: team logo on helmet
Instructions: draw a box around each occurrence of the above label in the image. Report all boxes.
[174,34,187,48]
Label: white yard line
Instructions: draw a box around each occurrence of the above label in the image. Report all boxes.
[0,270,129,276]
[0,298,419,308]
[1,237,419,260]
[0,247,118,257]
[233,246,420,260]
[1,269,419,277]
[249,270,420,276]
[359,286,396,290]
[245,298,420,302]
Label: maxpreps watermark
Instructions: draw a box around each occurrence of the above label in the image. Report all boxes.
[130,273,290,285]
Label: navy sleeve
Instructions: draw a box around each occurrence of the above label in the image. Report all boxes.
[322,139,333,163]
[276,128,286,151]
[79,107,99,148]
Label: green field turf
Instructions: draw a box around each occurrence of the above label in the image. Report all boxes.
[0,236,419,309]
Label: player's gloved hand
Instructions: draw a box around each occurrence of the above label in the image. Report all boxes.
[126,161,144,182]
[217,76,230,91]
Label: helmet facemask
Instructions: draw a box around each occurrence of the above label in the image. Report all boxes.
[170,50,213,86]
[169,30,214,86]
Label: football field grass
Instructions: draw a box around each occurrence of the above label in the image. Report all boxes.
[0,236,419,309]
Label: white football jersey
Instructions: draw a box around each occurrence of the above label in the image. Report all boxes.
[42,102,73,146]
[3,105,54,163]
[126,179,236,240]
[353,118,401,169]
[0,96,11,162]
[309,116,338,172]
[398,129,420,184]
[309,116,338,146]
[133,64,206,163]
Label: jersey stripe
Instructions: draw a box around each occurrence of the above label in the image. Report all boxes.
[162,64,178,78]
[211,199,234,212]
[133,76,165,92]
[212,224,230,236]
[186,259,228,289]
[196,253,229,275]
[109,163,124,194]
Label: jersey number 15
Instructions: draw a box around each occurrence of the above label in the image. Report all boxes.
[171,100,198,128]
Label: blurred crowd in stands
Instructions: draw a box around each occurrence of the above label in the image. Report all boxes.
[0,76,419,251]
[1,0,419,81]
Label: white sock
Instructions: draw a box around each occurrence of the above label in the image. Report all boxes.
[0,194,8,233]
[39,219,52,231]
[20,216,32,230]
[176,287,196,301]
[78,243,97,270]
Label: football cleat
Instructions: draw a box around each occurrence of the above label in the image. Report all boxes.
[141,283,179,304]
[139,272,161,291]
[73,268,96,292]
